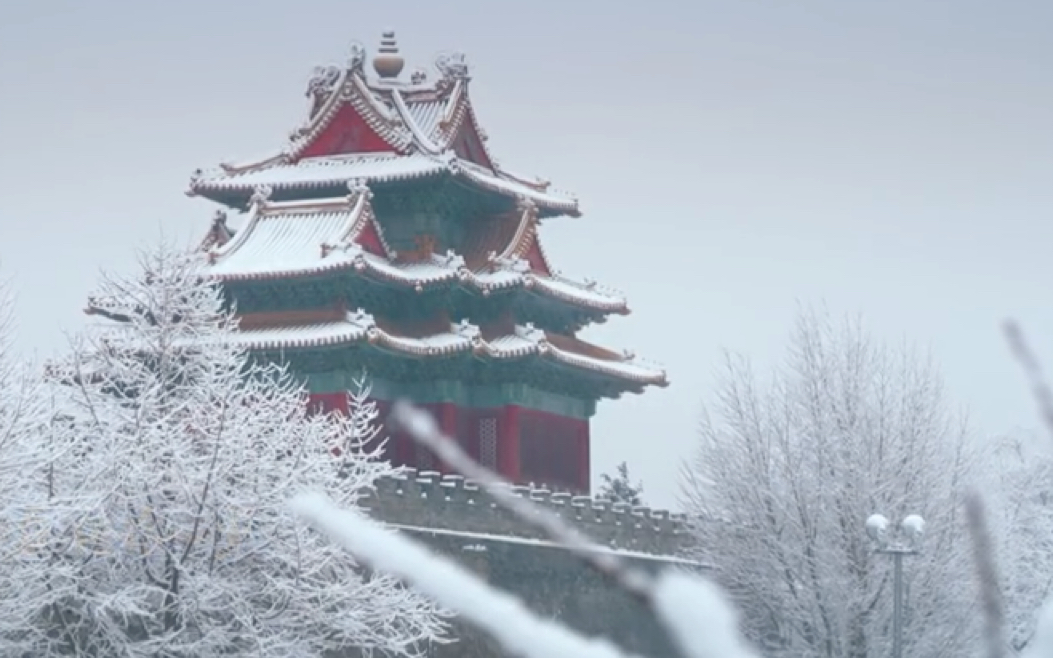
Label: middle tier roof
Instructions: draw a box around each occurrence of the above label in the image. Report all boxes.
[201,185,629,321]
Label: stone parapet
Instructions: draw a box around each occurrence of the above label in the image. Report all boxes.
[365,468,691,557]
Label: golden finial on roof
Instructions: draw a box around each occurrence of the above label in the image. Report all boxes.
[372,30,405,79]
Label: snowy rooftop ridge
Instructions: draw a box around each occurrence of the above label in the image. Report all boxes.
[185,36,581,218]
[367,469,691,557]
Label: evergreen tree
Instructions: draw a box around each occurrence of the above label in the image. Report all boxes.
[598,461,644,506]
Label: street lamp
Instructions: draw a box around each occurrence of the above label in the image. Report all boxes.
[866,513,925,658]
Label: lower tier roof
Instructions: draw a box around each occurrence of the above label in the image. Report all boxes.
[234,309,667,396]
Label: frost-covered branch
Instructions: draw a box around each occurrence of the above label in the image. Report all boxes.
[291,492,637,658]
[1,243,447,656]
[291,490,759,658]
[681,309,980,657]
[290,400,762,658]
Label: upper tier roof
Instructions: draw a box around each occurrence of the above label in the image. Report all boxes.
[187,39,579,218]
[202,184,628,316]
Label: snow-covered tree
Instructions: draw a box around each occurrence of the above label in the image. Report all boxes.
[986,433,1053,654]
[597,462,644,506]
[11,244,446,656]
[0,275,56,654]
[681,309,979,658]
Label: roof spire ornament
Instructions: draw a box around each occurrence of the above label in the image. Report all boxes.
[372,31,404,80]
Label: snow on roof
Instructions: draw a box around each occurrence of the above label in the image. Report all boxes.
[401,97,446,141]
[530,276,628,313]
[191,151,578,215]
[387,523,707,568]
[209,202,355,280]
[234,312,667,388]
[204,195,624,315]
[455,159,578,212]
[208,201,458,286]
[194,153,444,191]
[187,43,580,216]
[230,313,370,351]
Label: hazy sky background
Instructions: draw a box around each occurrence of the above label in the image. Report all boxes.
[1,0,1051,509]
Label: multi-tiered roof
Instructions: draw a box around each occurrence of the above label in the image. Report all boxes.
[188,35,666,404]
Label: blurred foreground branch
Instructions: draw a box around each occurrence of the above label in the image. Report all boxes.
[289,400,760,658]
[1004,321,1053,442]
[965,492,1006,658]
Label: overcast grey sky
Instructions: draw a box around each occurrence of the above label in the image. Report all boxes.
[1,0,1051,509]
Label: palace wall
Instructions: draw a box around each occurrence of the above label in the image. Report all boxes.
[364,469,701,658]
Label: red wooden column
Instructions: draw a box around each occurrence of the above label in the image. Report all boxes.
[577,420,591,494]
[436,403,459,474]
[498,405,521,483]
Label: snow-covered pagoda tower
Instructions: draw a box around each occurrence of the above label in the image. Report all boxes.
[187,34,667,493]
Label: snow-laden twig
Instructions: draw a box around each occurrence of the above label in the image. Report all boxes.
[291,492,639,658]
[386,400,760,658]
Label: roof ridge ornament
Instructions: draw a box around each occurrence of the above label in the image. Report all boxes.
[348,308,376,327]
[306,65,342,99]
[347,42,367,74]
[439,249,465,269]
[516,196,538,220]
[347,178,372,199]
[454,318,482,342]
[435,51,470,81]
[249,185,273,207]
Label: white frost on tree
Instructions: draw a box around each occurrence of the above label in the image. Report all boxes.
[986,433,1053,655]
[7,244,446,656]
[681,309,979,658]
[0,274,55,655]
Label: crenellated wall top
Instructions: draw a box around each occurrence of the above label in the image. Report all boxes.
[365,468,691,558]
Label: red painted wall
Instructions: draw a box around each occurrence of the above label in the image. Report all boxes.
[450,121,494,170]
[298,104,392,159]
[518,408,588,492]
[522,240,552,276]
[309,392,349,415]
[308,394,589,491]
[355,219,387,256]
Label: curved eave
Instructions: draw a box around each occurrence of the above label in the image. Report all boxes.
[215,258,628,318]
[188,164,579,218]
[239,321,667,395]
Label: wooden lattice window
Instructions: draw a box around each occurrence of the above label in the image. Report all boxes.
[479,418,498,469]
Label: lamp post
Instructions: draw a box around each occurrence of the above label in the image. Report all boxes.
[866,513,926,658]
